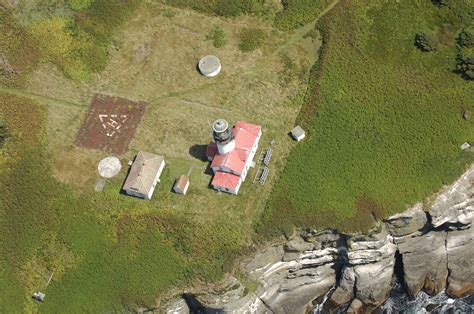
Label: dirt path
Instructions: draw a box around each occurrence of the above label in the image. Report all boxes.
[0,85,85,108]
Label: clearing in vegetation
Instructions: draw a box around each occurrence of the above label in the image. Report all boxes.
[75,94,147,154]
[260,0,474,236]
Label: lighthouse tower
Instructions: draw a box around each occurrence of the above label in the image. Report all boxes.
[212,119,235,155]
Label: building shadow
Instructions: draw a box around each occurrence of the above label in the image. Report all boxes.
[189,144,208,162]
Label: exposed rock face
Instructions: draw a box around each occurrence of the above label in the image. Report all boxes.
[446,227,474,297]
[396,231,448,297]
[164,165,474,313]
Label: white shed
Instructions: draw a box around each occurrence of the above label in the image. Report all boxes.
[173,175,190,195]
[290,125,305,142]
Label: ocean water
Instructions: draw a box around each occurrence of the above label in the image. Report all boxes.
[311,282,474,313]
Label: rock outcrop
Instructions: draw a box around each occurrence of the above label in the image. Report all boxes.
[164,165,474,313]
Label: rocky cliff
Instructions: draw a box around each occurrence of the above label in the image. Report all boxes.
[164,165,474,313]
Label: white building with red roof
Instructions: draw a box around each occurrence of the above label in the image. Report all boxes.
[206,119,262,194]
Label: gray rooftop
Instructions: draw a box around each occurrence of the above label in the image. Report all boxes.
[290,125,305,138]
[198,55,221,75]
[123,151,164,196]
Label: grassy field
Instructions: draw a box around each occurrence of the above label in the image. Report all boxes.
[0,0,325,312]
[259,0,474,235]
[2,0,473,311]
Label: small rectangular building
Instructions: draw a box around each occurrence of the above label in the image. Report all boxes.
[173,175,190,195]
[123,151,165,199]
[290,125,305,142]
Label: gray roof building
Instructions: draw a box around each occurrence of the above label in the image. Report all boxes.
[290,125,306,142]
[123,151,165,199]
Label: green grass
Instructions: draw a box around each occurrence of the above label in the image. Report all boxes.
[259,0,474,235]
[0,93,248,312]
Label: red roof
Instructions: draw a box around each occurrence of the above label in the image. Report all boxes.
[235,121,261,137]
[206,142,217,159]
[207,121,262,189]
[211,150,245,175]
[211,171,241,190]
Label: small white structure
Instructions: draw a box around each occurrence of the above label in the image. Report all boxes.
[33,292,45,302]
[461,142,471,150]
[173,175,190,195]
[198,55,221,77]
[98,156,122,178]
[123,151,165,200]
[290,125,305,142]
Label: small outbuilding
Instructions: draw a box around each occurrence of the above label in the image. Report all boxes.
[198,55,221,77]
[461,142,471,150]
[173,175,190,195]
[123,151,165,200]
[290,125,305,142]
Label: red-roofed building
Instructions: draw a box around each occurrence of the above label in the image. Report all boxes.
[206,119,262,194]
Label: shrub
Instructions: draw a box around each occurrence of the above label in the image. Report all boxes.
[239,27,266,52]
[207,25,227,48]
[456,48,474,79]
[432,0,449,7]
[68,0,94,11]
[28,17,73,60]
[0,115,8,148]
[415,31,439,51]
[458,27,474,48]
[161,0,265,17]
[275,0,332,30]
[0,10,40,86]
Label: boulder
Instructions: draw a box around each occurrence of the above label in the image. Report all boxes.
[385,203,427,236]
[283,236,314,261]
[396,231,448,297]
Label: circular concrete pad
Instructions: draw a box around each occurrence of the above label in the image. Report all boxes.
[198,55,221,77]
[98,156,122,178]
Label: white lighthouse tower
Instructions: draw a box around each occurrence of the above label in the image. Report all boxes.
[212,119,235,155]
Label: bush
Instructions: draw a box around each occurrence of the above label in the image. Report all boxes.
[28,17,74,60]
[0,116,8,148]
[207,25,227,48]
[458,27,474,48]
[239,27,266,52]
[161,0,265,17]
[432,0,449,7]
[275,0,332,30]
[415,31,439,51]
[0,10,40,86]
[456,48,474,79]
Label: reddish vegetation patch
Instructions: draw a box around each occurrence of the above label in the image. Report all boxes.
[75,94,147,154]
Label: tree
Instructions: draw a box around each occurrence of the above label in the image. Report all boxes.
[415,31,439,52]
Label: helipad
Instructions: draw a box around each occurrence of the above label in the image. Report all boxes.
[98,156,122,178]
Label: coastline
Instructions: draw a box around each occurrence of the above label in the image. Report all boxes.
[163,164,474,313]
